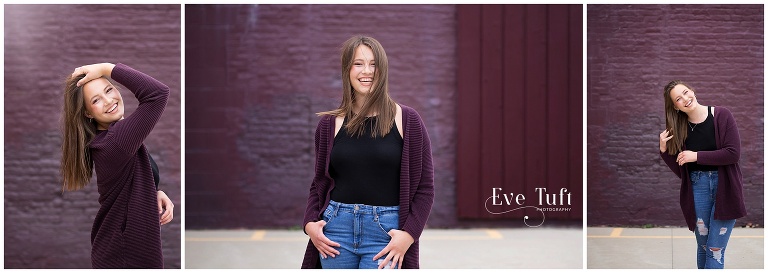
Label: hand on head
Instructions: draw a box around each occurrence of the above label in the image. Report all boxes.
[72,63,116,86]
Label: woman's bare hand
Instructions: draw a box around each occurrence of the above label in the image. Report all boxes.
[71,63,115,86]
[306,220,340,259]
[660,129,673,153]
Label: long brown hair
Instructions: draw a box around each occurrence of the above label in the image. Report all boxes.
[663,80,694,155]
[60,74,97,191]
[317,35,397,138]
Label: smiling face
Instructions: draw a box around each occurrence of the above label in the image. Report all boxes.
[349,45,376,95]
[82,78,124,129]
[669,84,699,114]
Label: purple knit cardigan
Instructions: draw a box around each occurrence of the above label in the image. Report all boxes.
[660,106,747,231]
[301,104,435,269]
[88,63,169,268]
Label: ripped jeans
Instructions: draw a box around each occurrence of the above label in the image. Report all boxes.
[691,170,736,269]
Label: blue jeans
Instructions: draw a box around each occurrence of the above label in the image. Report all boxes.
[319,200,399,269]
[691,171,736,269]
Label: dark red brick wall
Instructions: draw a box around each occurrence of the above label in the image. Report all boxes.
[185,5,458,229]
[4,5,181,268]
[587,5,763,227]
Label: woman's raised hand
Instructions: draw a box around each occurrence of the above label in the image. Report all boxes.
[659,129,673,153]
[71,63,115,86]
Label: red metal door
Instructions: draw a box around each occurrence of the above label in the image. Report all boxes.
[456,5,583,221]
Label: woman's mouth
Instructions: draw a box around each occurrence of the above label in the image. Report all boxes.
[685,99,693,108]
[106,103,118,114]
[359,78,373,86]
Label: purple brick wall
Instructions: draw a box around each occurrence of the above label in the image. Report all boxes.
[185,4,458,229]
[587,5,763,227]
[4,5,181,268]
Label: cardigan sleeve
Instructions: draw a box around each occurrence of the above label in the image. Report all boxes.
[401,111,435,241]
[105,63,170,156]
[697,107,740,166]
[660,150,682,178]
[302,116,330,234]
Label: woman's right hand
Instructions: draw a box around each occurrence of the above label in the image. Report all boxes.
[305,220,340,259]
[659,129,673,153]
[71,63,116,86]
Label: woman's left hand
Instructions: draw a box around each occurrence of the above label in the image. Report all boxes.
[157,190,174,225]
[71,63,115,86]
[677,150,698,166]
[373,229,414,269]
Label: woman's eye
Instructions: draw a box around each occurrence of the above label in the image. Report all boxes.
[106,88,111,93]
[93,99,99,104]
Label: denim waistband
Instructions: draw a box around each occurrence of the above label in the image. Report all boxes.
[690,170,718,181]
[328,200,399,215]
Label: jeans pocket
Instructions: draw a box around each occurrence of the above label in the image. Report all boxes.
[375,213,399,238]
[322,206,337,227]
[690,172,700,184]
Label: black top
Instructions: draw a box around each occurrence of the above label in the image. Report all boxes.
[685,106,718,172]
[148,152,160,190]
[329,116,403,206]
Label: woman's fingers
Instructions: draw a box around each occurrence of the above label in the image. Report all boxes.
[160,213,169,225]
[660,130,673,140]
[319,233,340,248]
[160,205,173,225]
[373,245,388,261]
[378,252,395,269]
[311,241,327,259]
[313,238,338,258]
[320,235,340,254]
[72,63,114,86]
[389,254,400,269]
[308,220,340,258]
[77,73,97,87]
[156,191,174,225]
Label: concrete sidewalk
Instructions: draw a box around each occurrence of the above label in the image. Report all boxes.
[587,227,764,269]
[185,227,582,269]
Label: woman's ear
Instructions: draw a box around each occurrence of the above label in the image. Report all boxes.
[84,112,93,119]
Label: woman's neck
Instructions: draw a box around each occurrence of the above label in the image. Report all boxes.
[688,105,708,123]
[352,93,377,117]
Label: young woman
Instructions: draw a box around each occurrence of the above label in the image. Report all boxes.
[301,36,435,269]
[659,80,746,269]
[61,63,174,268]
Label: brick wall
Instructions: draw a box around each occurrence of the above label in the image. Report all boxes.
[587,5,763,227]
[185,5,458,229]
[4,5,181,268]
